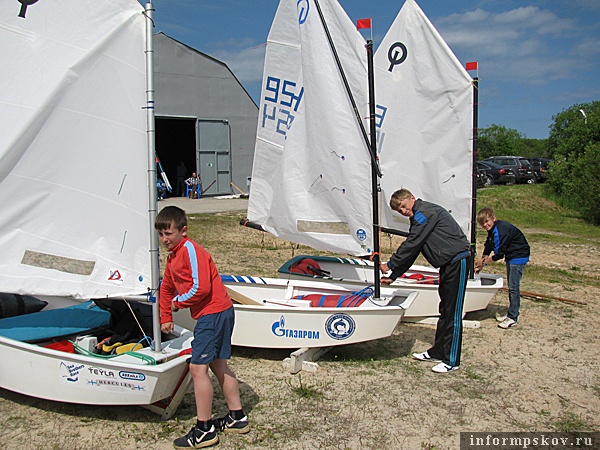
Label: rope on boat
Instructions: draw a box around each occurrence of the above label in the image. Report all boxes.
[122,296,153,343]
[70,341,157,365]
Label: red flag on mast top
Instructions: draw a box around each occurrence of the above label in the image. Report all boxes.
[466,61,478,77]
[356,18,371,29]
[356,17,372,40]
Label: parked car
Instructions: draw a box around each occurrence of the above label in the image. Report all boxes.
[526,157,551,182]
[477,161,516,186]
[482,156,536,184]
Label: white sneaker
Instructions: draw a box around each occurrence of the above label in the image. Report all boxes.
[412,351,440,362]
[431,362,459,373]
[495,313,507,322]
[498,317,517,329]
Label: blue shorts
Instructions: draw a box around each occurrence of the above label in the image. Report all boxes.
[190,306,234,365]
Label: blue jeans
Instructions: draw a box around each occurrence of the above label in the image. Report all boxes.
[506,262,525,321]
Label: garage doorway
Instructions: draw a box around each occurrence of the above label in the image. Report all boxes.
[156,117,232,197]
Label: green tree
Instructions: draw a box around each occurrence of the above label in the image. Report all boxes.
[522,138,549,157]
[546,101,600,224]
[477,124,528,159]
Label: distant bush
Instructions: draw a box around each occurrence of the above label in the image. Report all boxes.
[477,124,549,160]
[546,101,600,225]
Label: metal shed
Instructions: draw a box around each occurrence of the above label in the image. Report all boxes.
[153,33,257,197]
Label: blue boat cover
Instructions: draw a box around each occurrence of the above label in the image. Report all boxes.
[0,301,111,343]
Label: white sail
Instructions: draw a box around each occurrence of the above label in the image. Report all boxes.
[374,0,474,235]
[263,1,502,322]
[0,0,150,298]
[247,0,373,256]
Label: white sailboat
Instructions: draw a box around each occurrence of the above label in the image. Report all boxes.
[279,256,500,321]
[251,0,503,321]
[175,0,416,351]
[0,1,194,418]
[223,276,415,349]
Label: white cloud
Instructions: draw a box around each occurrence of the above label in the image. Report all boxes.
[576,37,600,55]
[212,43,267,85]
[435,5,587,85]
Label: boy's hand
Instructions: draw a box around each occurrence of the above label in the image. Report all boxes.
[380,262,390,273]
[171,302,180,312]
[161,321,174,334]
[474,256,489,273]
[381,276,394,285]
[474,258,483,273]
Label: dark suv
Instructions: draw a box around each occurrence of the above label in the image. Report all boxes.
[477,161,516,186]
[482,156,536,184]
[526,157,551,182]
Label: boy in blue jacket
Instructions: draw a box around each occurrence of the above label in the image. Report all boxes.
[475,207,530,329]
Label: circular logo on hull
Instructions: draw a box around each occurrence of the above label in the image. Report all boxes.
[325,313,356,340]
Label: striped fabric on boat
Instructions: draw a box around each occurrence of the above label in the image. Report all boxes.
[293,286,374,307]
[400,273,439,285]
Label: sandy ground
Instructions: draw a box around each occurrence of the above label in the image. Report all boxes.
[0,201,598,449]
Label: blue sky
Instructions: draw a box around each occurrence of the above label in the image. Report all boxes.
[145,0,600,139]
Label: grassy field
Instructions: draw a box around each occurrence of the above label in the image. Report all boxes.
[187,184,600,289]
[475,184,600,238]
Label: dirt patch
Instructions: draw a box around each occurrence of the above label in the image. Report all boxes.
[0,211,598,449]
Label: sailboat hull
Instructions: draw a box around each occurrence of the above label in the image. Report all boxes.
[279,256,503,320]
[0,333,192,406]
[174,277,417,349]
[0,296,194,409]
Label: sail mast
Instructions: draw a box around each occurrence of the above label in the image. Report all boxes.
[469,76,479,279]
[366,39,381,299]
[144,2,161,352]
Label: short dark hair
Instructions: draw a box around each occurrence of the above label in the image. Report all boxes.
[155,206,187,231]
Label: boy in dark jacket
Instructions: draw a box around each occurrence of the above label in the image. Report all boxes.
[380,189,470,373]
[475,207,530,329]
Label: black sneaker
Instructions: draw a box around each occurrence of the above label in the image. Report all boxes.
[216,413,250,434]
[173,425,219,449]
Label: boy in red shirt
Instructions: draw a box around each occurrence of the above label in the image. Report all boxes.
[156,206,248,448]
